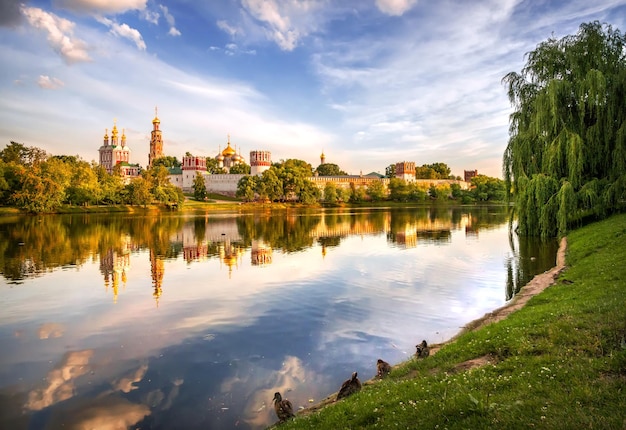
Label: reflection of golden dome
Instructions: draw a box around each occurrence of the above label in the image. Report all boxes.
[223,255,237,267]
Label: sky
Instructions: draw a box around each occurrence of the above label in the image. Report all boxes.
[1,0,625,178]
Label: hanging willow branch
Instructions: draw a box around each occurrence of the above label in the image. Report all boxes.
[503,21,626,237]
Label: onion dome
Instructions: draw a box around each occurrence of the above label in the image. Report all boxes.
[104,128,109,139]
[152,106,160,124]
[222,143,236,157]
[222,134,236,157]
[217,154,225,161]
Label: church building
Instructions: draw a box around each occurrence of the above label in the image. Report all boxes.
[98,120,140,183]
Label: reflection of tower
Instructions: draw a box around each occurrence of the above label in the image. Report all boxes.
[99,243,131,303]
[219,239,243,278]
[251,239,272,266]
[148,107,163,168]
[395,224,417,248]
[150,249,164,307]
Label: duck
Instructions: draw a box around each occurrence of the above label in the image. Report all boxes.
[272,391,295,423]
[337,371,361,400]
[376,359,391,378]
[415,340,430,358]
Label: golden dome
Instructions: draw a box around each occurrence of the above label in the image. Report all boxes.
[152,106,160,124]
[222,142,236,157]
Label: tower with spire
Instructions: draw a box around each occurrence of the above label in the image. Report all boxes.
[148,106,164,168]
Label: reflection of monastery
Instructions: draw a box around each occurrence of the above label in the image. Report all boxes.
[99,110,474,195]
[97,209,480,303]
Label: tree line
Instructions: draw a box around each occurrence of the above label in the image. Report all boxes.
[0,141,184,213]
[235,159,505,204]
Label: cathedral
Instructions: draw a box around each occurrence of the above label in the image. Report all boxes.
[98,120,140,183]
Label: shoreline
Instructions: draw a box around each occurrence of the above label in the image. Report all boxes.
[294,236,568,419]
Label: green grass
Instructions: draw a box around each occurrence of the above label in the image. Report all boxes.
[276,213,626,429]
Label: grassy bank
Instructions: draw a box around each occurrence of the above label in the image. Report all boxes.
[275,213,626,429]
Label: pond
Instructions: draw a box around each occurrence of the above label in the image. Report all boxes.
[0,206,558,429]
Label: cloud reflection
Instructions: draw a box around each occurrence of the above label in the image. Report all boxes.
[25,349,93,411]
[225,355,324,428]
[45,395,150,430]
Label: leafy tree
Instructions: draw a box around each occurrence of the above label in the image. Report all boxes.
[408,182,428,201]
[349,183,367,202]
[427,162,452,179]
[125,177,152,207]
[471,175,506,202]
[95,164,124,204]
[0,141,47,166]
[366,180,386,201]
[503,21,626,236]
[206,157,226,174]
[450,183,463,199]
[323,182,338,203]
[152,156,181,169]
[229,163,251,174]
[339,187,352,203]
[66,159,100,205]
[10,158,70,212]
[385,164,396,178]
[236,175,258,202]
[388,178,409,201]
[258,168,283,201]
[428,184,440,199]
[315,163,347,176]
[193,173,208,201]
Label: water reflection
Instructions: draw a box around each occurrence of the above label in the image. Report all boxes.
[0,207,557,429]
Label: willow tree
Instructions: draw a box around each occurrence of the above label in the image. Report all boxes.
[503,21,626,237]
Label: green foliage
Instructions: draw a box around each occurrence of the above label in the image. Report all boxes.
[206,157,226,174]
[503,21,626,236]
[236,175,258,202]
[315,163,347,176]
[193,173,208,201]
[470,175,506,202]
[229,162,251,174]
[151,155,181,169]
[366,180,385,201]
[323,182,338,203]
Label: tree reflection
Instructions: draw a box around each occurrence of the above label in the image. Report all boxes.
[0,207,536,297]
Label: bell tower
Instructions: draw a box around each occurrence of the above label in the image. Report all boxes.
[148,106,163,168]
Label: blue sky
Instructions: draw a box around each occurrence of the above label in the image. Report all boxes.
[1,0,625,178]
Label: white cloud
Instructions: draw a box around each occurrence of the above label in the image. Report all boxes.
[159,5,181,37]
[96,16,146,50]
[241,0,323,51]
[38,75,65,90]
[140,9,159,25]
[217,20,241,37]
[53,0,147,14]
[21,6,91,63]
[375,0,419,16]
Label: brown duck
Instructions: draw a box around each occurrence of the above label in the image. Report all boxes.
[376,359,391,378]
[415,340,430,358]
[273,391,295,423]
[337,371,361,400]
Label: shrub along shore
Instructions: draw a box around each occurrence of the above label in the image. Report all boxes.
[271,214,626,429]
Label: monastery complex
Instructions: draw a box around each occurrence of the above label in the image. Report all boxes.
[99,111,475,197]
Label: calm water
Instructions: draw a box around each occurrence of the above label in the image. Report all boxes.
[0,206,557,430]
